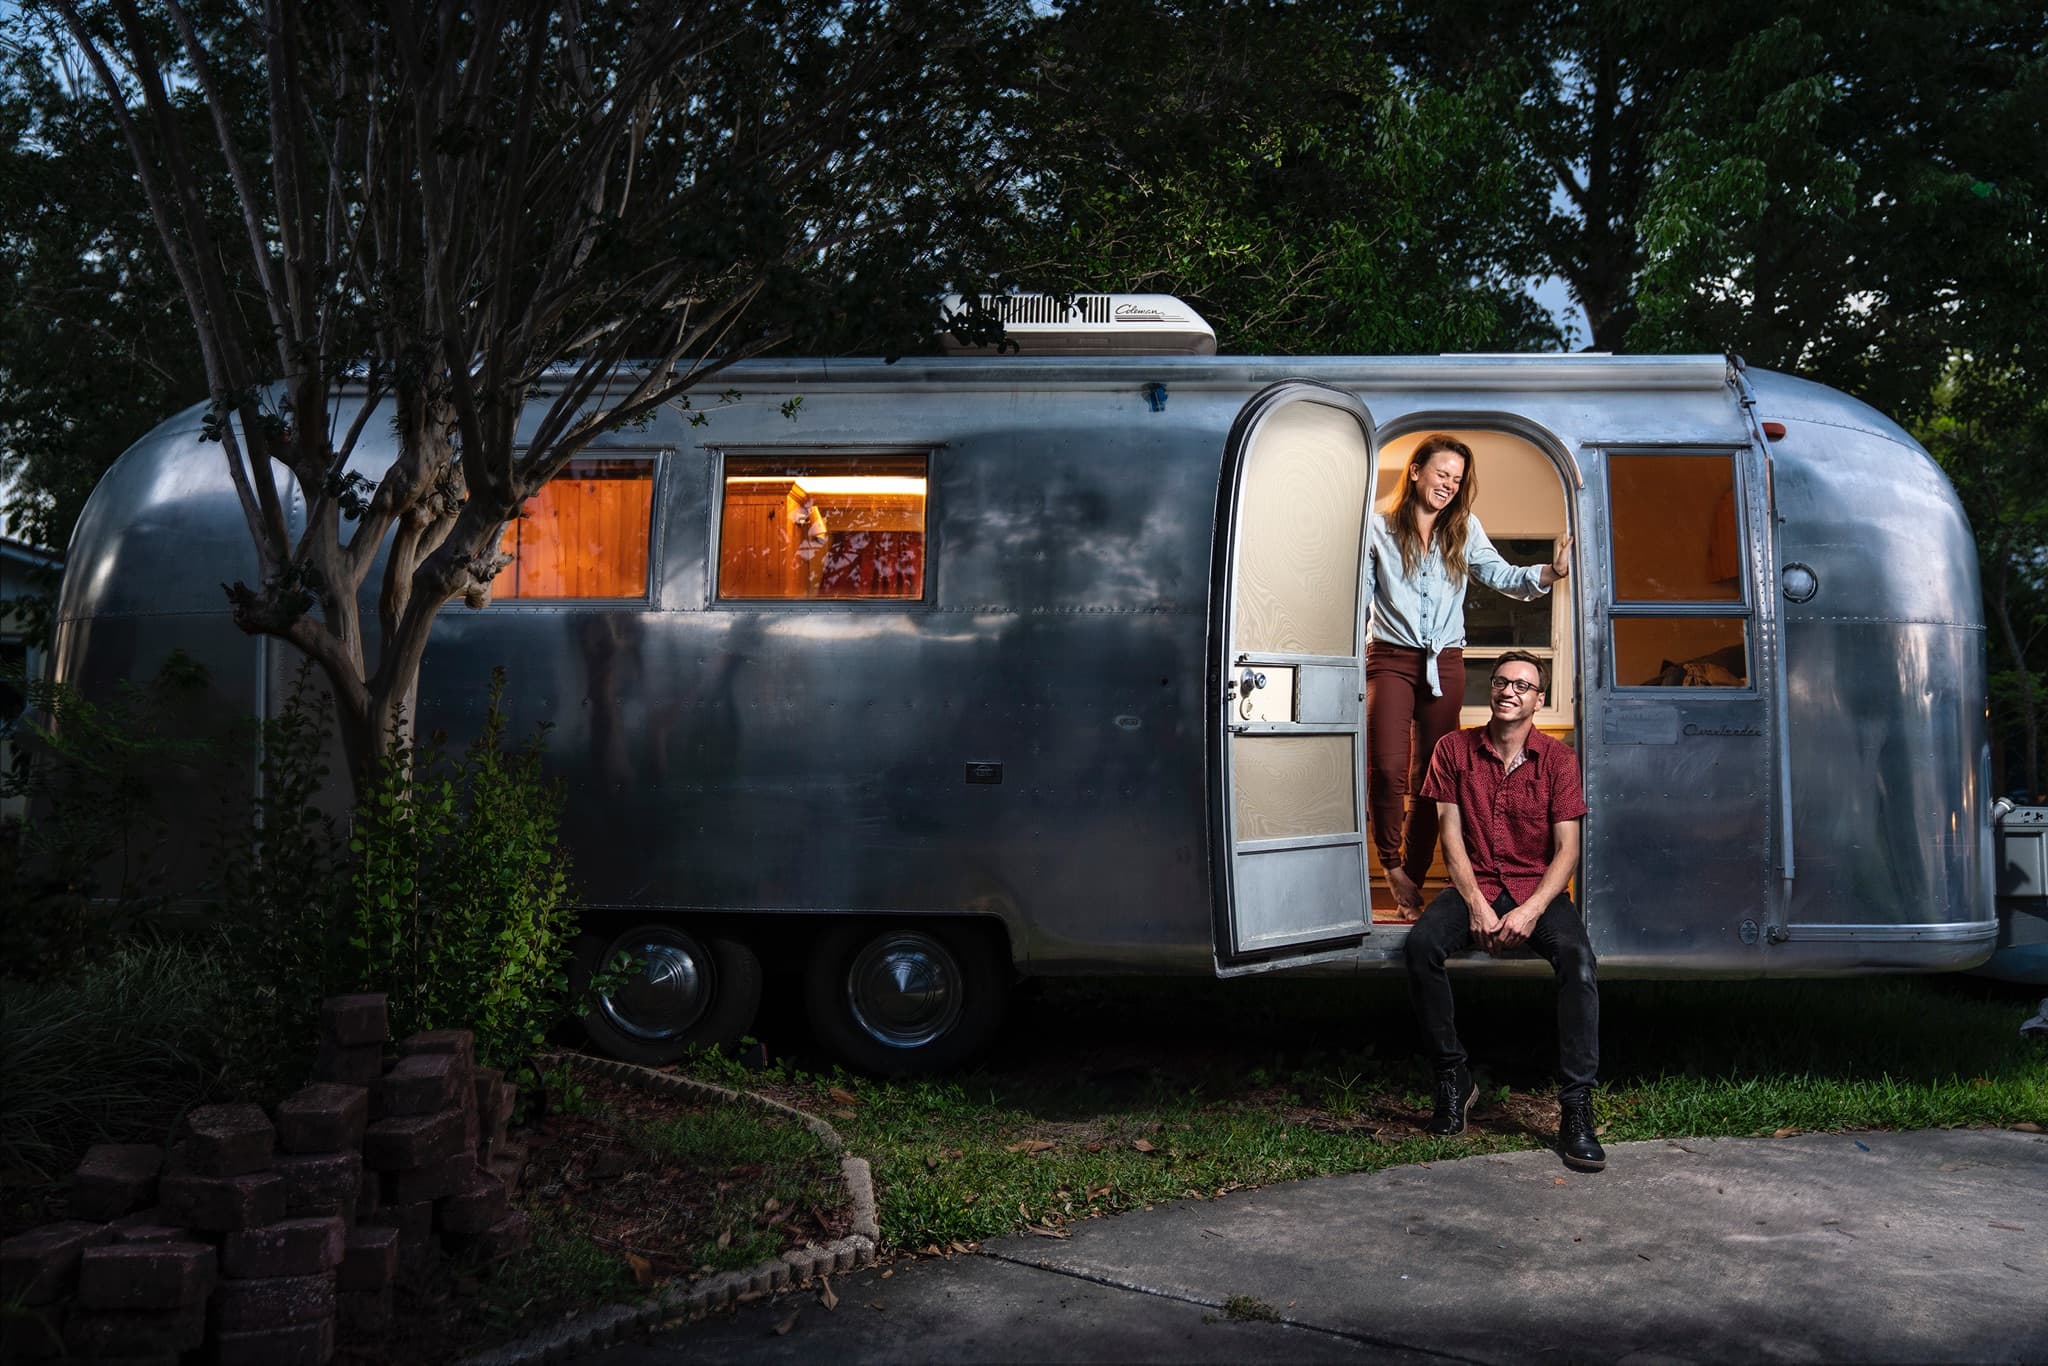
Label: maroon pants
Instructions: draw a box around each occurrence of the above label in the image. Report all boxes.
[1364,643,1465,883]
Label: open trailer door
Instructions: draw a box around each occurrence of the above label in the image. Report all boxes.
[1212,381,1375,974]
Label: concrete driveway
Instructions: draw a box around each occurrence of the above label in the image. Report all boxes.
[585,1127,2047,1364]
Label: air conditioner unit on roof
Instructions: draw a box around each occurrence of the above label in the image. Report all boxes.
[940,294,1217,356]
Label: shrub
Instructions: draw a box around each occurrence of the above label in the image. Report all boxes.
[0,652,228,978]
[346,668,577,1071]
[0,934,238,1185]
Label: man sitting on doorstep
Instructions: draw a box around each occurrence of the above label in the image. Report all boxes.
[1402,648,1604,1171]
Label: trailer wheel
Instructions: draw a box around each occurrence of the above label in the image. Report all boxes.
[571,923,762,1066]
[804,921,1010,1076]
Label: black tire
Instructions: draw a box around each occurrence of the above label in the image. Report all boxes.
[570,922,763,1066]
[804,919,1011,1076]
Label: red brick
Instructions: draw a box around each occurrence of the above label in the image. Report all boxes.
[166,1104,274,1177]
[362,1198,432,1243]
[63,1303,206,1356]
[385,1154,477,1204]
[75,1240,215,1311]
[158,1171,286,1231]
[319,992,389,1047]
[337,1284,393,1339]
[437,1168,509,1235]
[1,1220,112,1304]
[362,1109,466,1170]
[69,1144,163,1220]
[213,1271,336,1330]
[396,1028,475,1070]
[275,1149,362,1223]
[337,1224,398,1292]
[109,1220,186,1244]
[355,1165,382,1220]
[381,1051,460,1116]
[469,1208,531,1263]
[221,1216,346,1278]
[312,1038,385,1086]
[362,1199,437,1275]
[217,1314,336,1366]
[276,1082,370,1154]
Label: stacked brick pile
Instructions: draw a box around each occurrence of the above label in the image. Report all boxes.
[0,994,528,1365]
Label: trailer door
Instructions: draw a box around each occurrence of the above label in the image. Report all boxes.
[1213,382,1375,973]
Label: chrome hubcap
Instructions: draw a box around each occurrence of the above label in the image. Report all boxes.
[846,932,964,1049]
[600,928,712,1041]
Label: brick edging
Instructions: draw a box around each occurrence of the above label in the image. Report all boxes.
[457,1051,880,1366]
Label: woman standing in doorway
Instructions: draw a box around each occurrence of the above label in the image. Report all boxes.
[1366,434,1570,917]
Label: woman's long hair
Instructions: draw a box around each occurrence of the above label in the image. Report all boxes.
[1385,434,1478,580]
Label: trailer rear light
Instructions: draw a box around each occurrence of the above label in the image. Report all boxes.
[1761,421,1787,440]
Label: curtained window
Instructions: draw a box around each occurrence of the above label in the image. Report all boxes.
[717,455,928,601]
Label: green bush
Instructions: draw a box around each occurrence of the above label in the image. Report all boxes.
[0,652,227,978]
[0,934,239,1184]
[346,668,577,1071]
[210,663,351,1082]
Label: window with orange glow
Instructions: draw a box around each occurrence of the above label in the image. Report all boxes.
[1606,452,1750,688]
[717,455,928,601]
[493,458,655,600]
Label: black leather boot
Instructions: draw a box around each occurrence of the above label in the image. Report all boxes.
[1426,1065,1476,1136]
[1558,1094,1606,1171]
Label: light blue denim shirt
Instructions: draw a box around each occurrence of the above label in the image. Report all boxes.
[1364,511,1549,696]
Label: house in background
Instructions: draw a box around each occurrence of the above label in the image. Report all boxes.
[1,535,61,823]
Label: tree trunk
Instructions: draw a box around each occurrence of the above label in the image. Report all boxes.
[1991,585,2042,800]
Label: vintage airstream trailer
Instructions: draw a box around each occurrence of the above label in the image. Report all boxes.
[52,297,2005,1072]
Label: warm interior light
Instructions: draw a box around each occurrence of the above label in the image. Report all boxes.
[727,475,927,496]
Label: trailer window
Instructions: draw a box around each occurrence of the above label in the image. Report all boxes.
[493,458,655,600]
[1605,452,1749,688]
[718,455,927,601]
[1463,535,1559,707]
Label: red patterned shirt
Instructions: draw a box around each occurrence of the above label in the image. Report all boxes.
[1419,726,1588,903]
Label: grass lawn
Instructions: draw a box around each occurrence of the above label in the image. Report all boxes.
[682,973,2048,1252]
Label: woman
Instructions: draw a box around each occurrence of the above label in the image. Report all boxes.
[1365,434,1570,917]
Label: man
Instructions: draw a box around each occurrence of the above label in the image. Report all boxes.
[1403,649,1603,1171]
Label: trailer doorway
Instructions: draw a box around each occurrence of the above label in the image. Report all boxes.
[1212,382,1378,973]
[1368,425,1580,923]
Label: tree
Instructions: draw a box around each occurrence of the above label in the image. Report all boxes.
[1630,1,2047,419]
[1921,367,2048,798]
[1006,0,1558,354]
[20,0,1026,800]
[0,36,215,562]
[1377,0,1773,353]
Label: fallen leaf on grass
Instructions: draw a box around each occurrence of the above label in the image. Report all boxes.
[2013,1122,2043,1134]
[1772,1128,1800,1139]
[925,1155,939,1171]
[1132,1139,1156,1153]
[716,1229,732,1250]
[819,1276,839,1311]
[828,1087,859,1106]
[1007,1139,1056,1154]
[948,1241,974,1254]
[772,1309,801,1336]
[867,1301,886,1311]
[626,1252,654,1287]
[1024,1225,1071,1239]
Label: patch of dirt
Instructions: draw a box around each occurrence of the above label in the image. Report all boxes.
[349,1071,846,1366]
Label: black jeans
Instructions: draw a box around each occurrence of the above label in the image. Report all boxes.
[1402,888,1599,1103]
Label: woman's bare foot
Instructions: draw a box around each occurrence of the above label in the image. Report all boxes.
[1387,867,1423,920]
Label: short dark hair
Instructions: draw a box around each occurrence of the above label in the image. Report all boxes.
[1491,649,1549,692]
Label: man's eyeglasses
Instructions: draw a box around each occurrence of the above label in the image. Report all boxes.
[1488,676,1541,696]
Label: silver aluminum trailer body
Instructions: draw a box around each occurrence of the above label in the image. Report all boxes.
[50,353,1996,1059]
